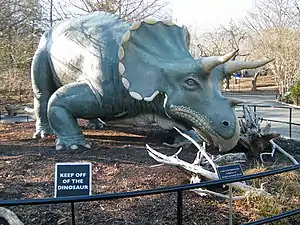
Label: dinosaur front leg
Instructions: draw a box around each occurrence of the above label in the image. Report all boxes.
[31,50,56,139]
[48,81,103,150]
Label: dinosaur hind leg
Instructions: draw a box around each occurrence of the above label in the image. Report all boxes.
[31,50,57,139]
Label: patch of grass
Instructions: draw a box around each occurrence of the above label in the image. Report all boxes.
[243,194,288,224]
[236,167,300,224]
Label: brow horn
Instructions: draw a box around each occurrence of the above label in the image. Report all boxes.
[201,49,239,73]
[228,98,245,107]
[224,59,274,74]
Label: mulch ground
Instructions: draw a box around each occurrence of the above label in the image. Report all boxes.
[0,121,299,225]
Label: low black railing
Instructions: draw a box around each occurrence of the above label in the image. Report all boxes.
[237,104,300,138]
[1,165,299,225]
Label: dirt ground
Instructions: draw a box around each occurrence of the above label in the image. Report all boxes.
[227,75,277,92]
[0,121,299,225]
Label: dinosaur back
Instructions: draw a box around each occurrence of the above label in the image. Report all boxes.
[45,12,130,86]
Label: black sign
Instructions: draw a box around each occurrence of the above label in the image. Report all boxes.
[55,162,92,197]
[217,164,244,180]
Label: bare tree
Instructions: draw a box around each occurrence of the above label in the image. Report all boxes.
[0,0,43,102]
[46,0,170,23]
[191,21,251,90]
[244,0,300,97]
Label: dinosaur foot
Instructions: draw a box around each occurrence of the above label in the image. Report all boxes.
[33,129,54,139]
[55,143,91,151]
[55,135,92,152]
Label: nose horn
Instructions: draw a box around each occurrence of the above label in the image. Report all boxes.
[201,49,239,73]
[224,59,274,74]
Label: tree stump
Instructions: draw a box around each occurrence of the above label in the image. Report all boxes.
[4,105,18,117]
[239,105,280,156]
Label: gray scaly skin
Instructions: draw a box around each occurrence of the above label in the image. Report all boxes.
[31,11,272,151]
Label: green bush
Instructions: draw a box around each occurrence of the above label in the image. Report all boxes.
[290,78,300,105]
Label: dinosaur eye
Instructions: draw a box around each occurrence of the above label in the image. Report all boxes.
[185,78,197,86]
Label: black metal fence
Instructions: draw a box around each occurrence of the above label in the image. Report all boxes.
[0,165,299,225]
[237,104,300,139]
[0,104,300,224]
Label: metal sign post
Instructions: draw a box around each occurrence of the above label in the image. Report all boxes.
[217,164,244,225]
[229,184,233,225]
[54,162,92,225]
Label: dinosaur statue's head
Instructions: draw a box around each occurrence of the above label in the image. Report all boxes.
[118,20,273,152]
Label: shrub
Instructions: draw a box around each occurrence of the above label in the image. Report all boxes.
[290,78,300,105]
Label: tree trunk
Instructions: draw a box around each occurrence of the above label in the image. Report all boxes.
[50,0,53,27]
[251,72,259,91]
[225,75,230,89]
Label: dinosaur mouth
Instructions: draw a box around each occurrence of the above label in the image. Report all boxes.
[168,105,239,151]
[168,105,217,143]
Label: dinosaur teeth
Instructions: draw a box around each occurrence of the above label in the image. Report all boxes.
[118,62,125,75]
[168,105,217,136]
[121,77,130,89]
[129,91,143,100]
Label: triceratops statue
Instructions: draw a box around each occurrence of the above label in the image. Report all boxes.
[31,11,271,151]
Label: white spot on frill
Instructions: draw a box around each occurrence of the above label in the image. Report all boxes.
[129,91,143,100]
[163,94,172,119]
[118,46,125,60]
[122,31,131,43]
[118,62,125,75]
[121,77,130,89]
[129,21,142,30]
[162,20,175,26]
[143,90,159,102]
[145,19,158,24]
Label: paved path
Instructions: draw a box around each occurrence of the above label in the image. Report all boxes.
[0,114,34,123]
[224,92,300,140]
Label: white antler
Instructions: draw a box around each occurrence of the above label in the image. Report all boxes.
[146,127,269,200]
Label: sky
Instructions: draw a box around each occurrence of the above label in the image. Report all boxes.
[169,0,256,32]
[51,0,257,33]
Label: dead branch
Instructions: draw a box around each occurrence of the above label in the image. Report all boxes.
[260,139,299,165]
[173,127,217,173]
[190,176,249,200]
[0,207,24,225]
[146,142,268,199]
